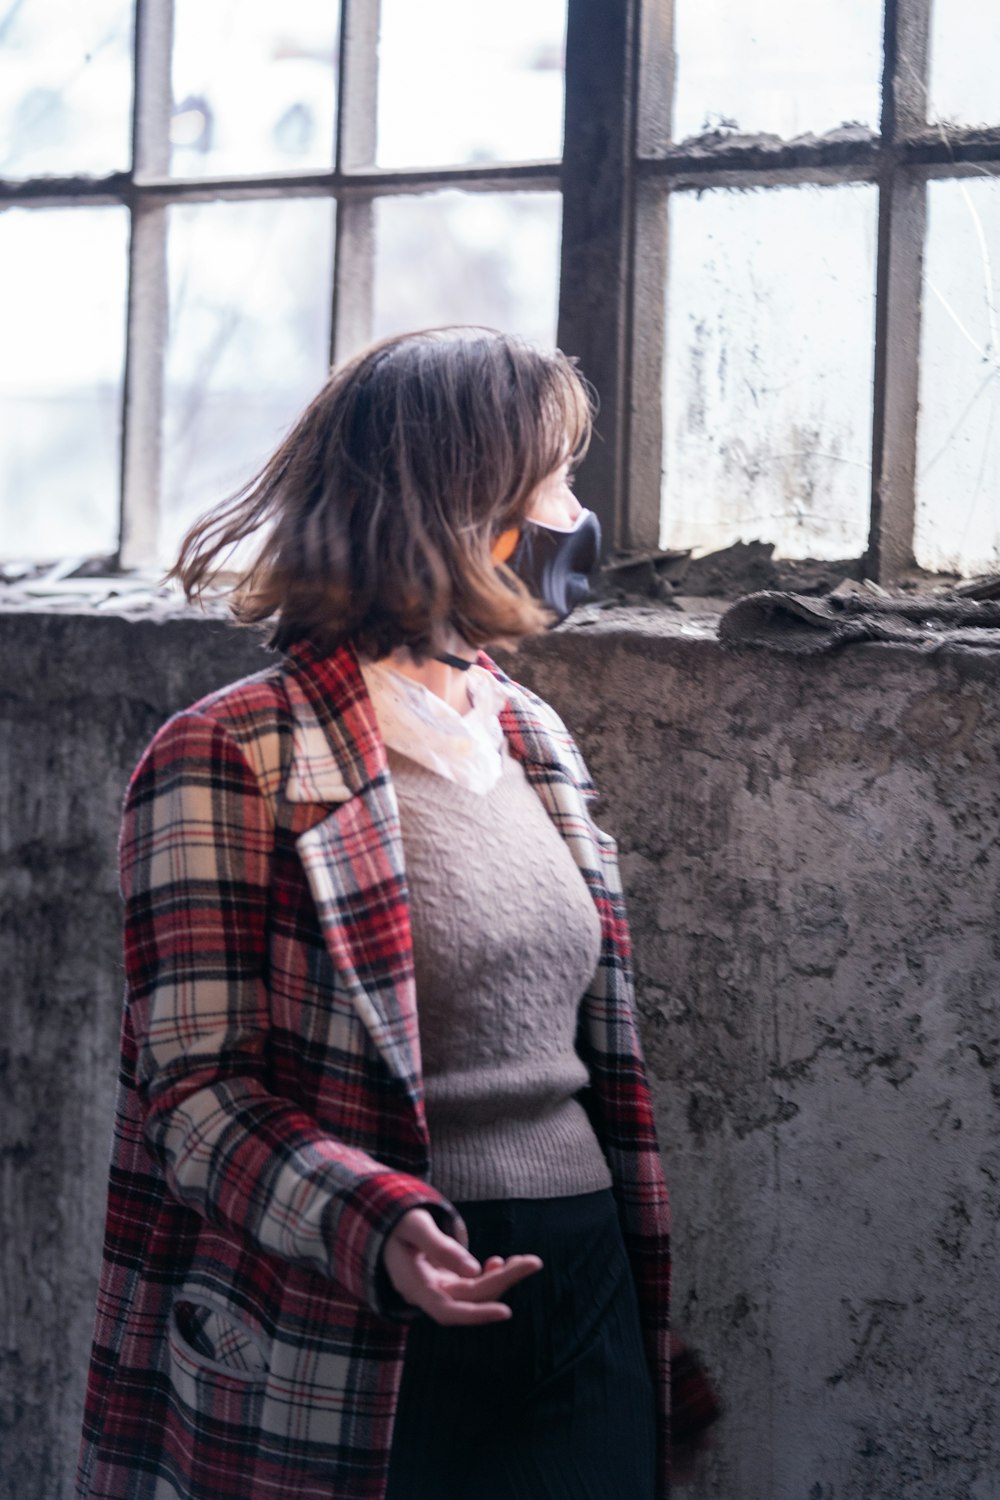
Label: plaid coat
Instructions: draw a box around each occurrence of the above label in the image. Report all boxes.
[77,640,671,1500]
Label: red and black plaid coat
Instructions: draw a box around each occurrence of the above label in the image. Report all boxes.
[77,640,671,1500]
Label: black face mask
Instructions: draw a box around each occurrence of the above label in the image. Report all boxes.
[506,509,602,624]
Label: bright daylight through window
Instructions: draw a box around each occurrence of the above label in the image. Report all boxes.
[0,0,998,584]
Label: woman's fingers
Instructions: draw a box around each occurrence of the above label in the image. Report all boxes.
[389,1208,481,1277]
[385,1249,514,1326]
[422,1294,515,1327]
[382,1209,545,1325]
[442,1254,543,1303]
[413,1253,544,1326]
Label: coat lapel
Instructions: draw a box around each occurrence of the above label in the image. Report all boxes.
[282,643,423,1096]
[279,642,610,1097]
[490,657,606,890]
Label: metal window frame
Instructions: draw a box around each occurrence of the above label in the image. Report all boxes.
[3,0,1000,577]
[0,0,561,569]
[606,0,1000,577]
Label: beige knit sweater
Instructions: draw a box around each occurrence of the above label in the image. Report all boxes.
[388,742,613,1203]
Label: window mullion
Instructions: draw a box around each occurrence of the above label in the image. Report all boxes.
[867,0,933,582]
[118,204,169,570]
[625,177,669,553]
[637,0,675,159]
[557,0,639,555]
[625,0,676,554]
[117,0,173,570]
[330,0,380,365]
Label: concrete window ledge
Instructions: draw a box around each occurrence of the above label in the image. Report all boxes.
[2,603,1000,1500]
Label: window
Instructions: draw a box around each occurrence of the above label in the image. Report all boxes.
[633,0,1000,581]
[2,0,999,583]
[0,0,565,567]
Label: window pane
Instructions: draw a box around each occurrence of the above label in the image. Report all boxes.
[0,0,132,177]
[662,184,877,561]
[0,208,127,562]
[929,1,1000,130]
[373,192,561,346]
[169,0,338,178]
[915,179,1000,577]
[160,199,334,561]
[672,0,882,143]
[377,0,565,167]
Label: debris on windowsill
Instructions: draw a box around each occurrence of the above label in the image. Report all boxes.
[673,596,729,615]
[832,571,1000,602]
[830,577,893,599]
[600,540,866,607]
[946,572,1000,601]
[601,547,692,605]
[4,551,998,645]
[668,120,876,162]
[0,556,232,618]
[718,589,1000,655]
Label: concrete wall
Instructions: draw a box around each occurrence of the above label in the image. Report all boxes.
[2,605,999,1500]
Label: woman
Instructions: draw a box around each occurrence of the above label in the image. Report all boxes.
[77,329,677,1500]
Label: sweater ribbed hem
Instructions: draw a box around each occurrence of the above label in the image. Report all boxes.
[427,1100,613,1203]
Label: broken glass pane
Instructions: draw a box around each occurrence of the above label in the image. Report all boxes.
[373,191,561,346]
[377,0,565,167]
[169,0,338,178]
[661,183,877,562]
[0,208,127,562]
[671,0,882,144]
[0,0,132,178]
[929,0,1000,129]
[160,198,334,562]
[915,179,1000,578]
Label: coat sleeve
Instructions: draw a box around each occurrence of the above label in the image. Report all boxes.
[119,708,458,1318]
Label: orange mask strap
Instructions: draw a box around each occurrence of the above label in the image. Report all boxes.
[491,526,520,565]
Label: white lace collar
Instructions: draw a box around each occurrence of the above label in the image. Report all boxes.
[360,657,510,794]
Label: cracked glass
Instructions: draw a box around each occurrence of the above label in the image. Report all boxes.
[661,183,877,562]
[671,0,882,144]
[160,198,334,561]
[915,178,1000,577]
[0,207,127,561]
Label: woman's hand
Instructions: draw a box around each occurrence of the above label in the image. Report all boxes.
[383,1208,542,1325]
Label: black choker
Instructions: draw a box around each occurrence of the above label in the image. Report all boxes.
[434,651,476,671]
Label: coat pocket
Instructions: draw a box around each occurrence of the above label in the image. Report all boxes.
[166,1291,270,1432]
[169,1295,270,1379]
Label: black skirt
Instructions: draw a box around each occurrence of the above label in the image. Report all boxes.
[385,1189,657,1500]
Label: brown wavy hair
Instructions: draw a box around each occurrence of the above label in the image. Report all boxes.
[170,327,594,658]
